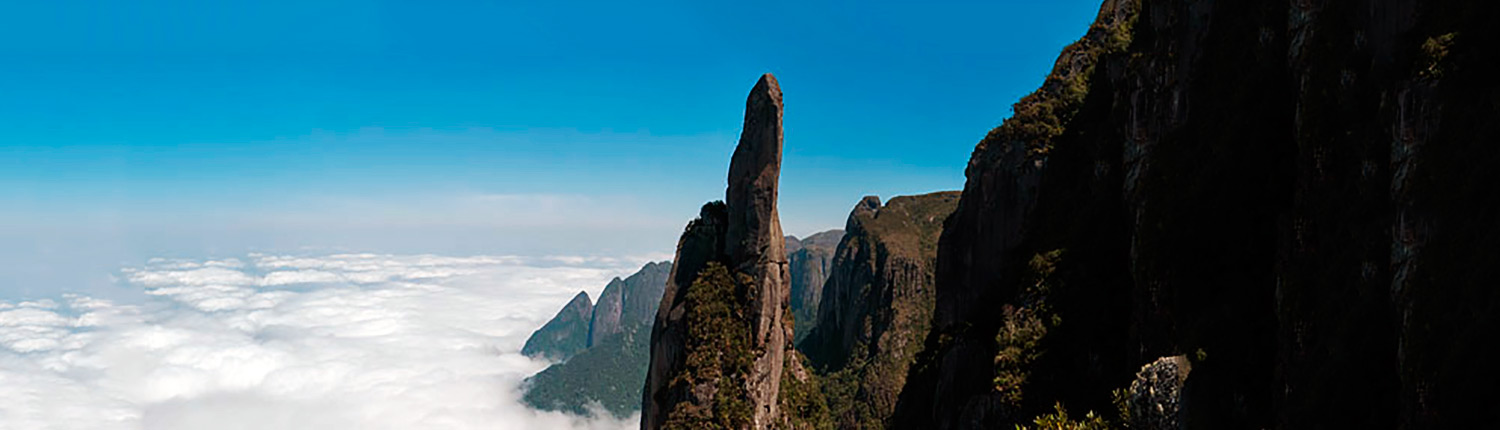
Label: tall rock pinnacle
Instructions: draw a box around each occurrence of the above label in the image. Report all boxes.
[725,73,785,270]
[724,73,791,429]
[642,73,794,430]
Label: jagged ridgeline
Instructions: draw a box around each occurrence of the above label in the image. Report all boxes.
[890,0,1500,428]
[520,261,671,415]
[522,262,671,363]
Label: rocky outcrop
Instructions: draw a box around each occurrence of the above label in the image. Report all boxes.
[524,237,836,419]
[522,291,593,361]
[621,262,673,330]
[892,0,1500,428]
[723,76,794,427]
[800,192,958,429]
[787,230,843,343]
[521,262,672,416]
[590,279,626,348]
[643,73,807,430]
[1122,355,1190,430]
[891,2,1141,425]
[590,261,672,347]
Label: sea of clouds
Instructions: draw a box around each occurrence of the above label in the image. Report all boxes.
[0,253,658,430]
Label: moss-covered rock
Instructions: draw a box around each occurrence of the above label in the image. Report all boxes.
[659,263,756,429]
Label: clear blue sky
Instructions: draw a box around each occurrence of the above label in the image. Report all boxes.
[0,0,1103,299]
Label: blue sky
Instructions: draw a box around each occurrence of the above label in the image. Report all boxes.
[0,0,1103,298]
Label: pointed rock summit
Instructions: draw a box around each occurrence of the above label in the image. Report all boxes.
[642,73,800,430]
[725,73,785,271]
[521,291,593,361]
[723,73,791,429]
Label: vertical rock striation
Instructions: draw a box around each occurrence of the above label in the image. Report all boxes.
[620,261,673,331]
[590,279,627,348]
[643,74,802,430]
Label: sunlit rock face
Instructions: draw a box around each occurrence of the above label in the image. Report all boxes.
[588,261,672,348]
[643,73,804,430]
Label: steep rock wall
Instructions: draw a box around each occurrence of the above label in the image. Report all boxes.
[893,0,1499,428]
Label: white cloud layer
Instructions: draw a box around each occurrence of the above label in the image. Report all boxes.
[0,253,660,430]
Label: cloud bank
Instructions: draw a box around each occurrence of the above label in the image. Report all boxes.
[0,253,658,430]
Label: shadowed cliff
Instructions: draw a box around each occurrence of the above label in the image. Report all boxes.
[788,230,843,344]
[891,0,1500,428]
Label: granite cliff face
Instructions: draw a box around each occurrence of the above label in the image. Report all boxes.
[800,192,958,429]
[643,74,815,430]
[590,279,626,349]
[590,261,672,347]
[892,0,1500,428]
[521,291,593,361]
[787,230,843,344]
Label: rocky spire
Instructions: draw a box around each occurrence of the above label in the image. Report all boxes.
[642,73,793,430]
[725,73,786,271]
[723,73,791,429]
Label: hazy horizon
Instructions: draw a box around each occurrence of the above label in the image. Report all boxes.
[0,252,658,430]
[1,0,1102,302]
[0,1,1107,428]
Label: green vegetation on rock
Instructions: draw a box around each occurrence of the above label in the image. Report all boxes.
[993,250,1064,405]
[660,263,755,430]
[777,352,833,430]
[523,325,650,417]
[1418,32,1458,79]
[1016,403,1113,430]
[521,261,670,417]
[983,0,1138,158]
[799,192,959,429]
